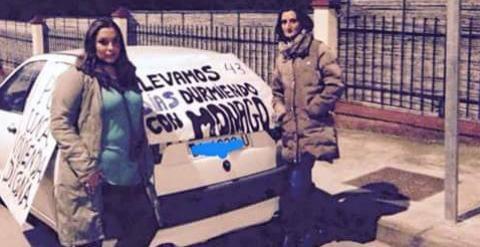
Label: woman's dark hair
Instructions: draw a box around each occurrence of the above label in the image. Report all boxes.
[76,17,136,90]
[275,7,313,42]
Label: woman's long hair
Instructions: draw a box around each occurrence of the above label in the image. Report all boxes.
[274,7,313,42]
[76,18,137,90]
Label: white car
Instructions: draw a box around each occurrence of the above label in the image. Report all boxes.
[0,46,286,246]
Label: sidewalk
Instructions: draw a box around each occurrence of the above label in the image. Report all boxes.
[2,128,479,246]
[0,206,29,246]
[313,128,480,247]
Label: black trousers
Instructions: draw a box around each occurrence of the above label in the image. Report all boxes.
[101,183,159,247]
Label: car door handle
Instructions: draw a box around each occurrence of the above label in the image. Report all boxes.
[7,124,17,134]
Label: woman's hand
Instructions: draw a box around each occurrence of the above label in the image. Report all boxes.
[84,170,103,195]
[273,104,287,123]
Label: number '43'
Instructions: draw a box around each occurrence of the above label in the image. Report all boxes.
[224,63,246,74]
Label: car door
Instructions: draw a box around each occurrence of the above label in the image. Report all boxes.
[0,58,73,227]
[0,60,47,170]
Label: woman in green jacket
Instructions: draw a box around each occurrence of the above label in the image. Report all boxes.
[50,18,160,247]
[270,7,344,247]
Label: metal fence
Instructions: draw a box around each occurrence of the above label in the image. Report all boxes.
[0,20,32,72]
[42,14,279,83]
[461,17,480,120]
[130,10,277,28]
[45,17,98,52]
[131,23,278,83]
[338,2,480,121]
[338,15,447,116]
[4,9,480,122]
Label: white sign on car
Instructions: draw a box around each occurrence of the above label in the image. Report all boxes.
[0,62,70,224]
[137,52,274,144]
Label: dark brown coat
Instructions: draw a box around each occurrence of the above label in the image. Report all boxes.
[270,33,344,163]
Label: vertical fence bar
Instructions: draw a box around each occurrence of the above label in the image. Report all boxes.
[63,17,66,33]
[182,22,186,47]
[215,26,219,52]
[220,26,224,53]
[181,12,185,38]
[237,11,241,56]
[201,26,205,49]
[161,25,165,46]
[210,12,214,32]
[254,27,259,75]
[399,3,406,107]
[343,2,351,100]
[202,26,207,50]
[361,16,367,101]
[390,16,396,105]
[228,25,232,54]
[267,28,273,83]
[380,16,386,105]
[353,17,358,99]
[261,27,266,80]
[466,17,473,117]
[371,16,376,102]
[161,11,164,26]
[420,18,427,112]
[248,27,253,69]
[409,17,416,109]
[432,18,439,114]
[14,21,17,65]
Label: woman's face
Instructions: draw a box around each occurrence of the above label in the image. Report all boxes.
[95,27,120,64]
[281,10,301,40]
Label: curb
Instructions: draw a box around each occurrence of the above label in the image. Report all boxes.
[377,218,474,247]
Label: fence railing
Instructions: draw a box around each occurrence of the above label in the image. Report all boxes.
[3,9,480,123]
[339,15,447,116]
[131,23,278,83]
[47,28,83,52]
[339,13,480,121]
[42,14,279,83]
[338,1,480,121]
[45,16,100,53]
[461,17,480,120]
[0,20,32,71]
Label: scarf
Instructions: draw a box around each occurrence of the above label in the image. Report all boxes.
[278,30,313,60]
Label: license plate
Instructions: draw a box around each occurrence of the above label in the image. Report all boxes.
[189,135,249,159]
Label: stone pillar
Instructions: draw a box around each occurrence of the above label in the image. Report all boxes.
[30,16,45,55]
[112,7,130,45]
[311,0,339,55]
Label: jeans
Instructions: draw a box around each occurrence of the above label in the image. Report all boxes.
[280,153,316,235]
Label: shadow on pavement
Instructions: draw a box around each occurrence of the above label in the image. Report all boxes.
[23,216,62,247]
[459,206,480,222]
[322,182,410,244]
[20,182,409,246]
[191,182,409,247]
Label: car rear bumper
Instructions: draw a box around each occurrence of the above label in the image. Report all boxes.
[157,165,287,228]
[152,165,288,245]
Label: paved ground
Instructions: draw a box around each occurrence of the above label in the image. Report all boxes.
[314,128,480,247]
[0,205,29,247]
[1,127,479,246]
